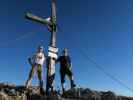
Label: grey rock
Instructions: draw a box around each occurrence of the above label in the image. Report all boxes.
[0,83,133,100]
[101,91,117,100]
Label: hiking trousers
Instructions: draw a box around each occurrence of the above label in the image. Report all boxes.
[26,64,43,87]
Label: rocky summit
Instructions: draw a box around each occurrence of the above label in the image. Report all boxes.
[0,83,133,100]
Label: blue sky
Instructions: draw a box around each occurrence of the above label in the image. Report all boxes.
[0,0,133,97]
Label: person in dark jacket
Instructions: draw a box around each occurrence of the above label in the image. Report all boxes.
[56,48,76,92]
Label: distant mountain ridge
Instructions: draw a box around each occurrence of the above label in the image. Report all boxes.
[0,82,133,100]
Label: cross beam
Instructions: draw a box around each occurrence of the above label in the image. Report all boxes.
[25,13,51,25]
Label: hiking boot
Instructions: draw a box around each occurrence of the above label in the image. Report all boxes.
[25,80,32,88]
[71,80,76,89]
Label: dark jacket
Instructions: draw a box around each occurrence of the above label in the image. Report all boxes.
[56,56,71,69]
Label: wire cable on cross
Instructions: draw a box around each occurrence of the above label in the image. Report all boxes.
[0,29,43,48]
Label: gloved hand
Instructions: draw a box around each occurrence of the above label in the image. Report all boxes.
[28,58,33,66]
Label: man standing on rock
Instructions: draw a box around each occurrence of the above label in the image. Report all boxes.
[56,48,76,92]
[25,45,46,94]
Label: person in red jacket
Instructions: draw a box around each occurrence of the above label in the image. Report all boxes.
[56,48,76,92]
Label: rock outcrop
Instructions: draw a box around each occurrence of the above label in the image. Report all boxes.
[0,83,132,100]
